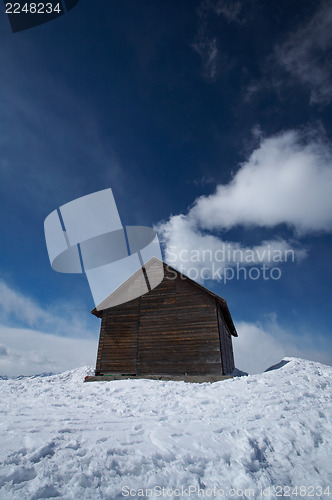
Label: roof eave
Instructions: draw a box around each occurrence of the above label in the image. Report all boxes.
[91,307,102,318]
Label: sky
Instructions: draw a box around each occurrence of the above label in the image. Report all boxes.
[0,0,332,376]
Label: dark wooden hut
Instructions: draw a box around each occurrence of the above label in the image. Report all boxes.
[91,262,237,379]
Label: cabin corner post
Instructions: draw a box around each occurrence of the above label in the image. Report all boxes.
[95,312,105,376]
[215,297,224,375]
[135,295,141,376]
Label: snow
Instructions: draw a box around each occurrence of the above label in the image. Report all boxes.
[0,358,331,499]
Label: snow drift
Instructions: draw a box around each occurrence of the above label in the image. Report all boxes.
[0,358,331,499]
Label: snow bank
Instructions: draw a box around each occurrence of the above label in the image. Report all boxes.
[0,358,331,499]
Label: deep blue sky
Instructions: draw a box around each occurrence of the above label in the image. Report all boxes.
[0,0,332,374]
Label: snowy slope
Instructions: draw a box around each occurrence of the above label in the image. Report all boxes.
[0,358,331,500]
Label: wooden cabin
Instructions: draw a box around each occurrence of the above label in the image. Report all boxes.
[91,262,237,378]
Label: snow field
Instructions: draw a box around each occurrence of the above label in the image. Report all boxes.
[0,357,331,499]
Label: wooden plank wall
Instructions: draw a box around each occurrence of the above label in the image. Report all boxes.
[95,298,140,374]
[96,265,230,376]
[137,268,222,375]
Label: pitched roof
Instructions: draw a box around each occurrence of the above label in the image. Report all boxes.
[91,260,238,337]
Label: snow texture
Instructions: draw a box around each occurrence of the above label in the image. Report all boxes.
[0,358,331,499]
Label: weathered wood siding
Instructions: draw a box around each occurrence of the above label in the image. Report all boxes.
[96,298,140,374]
[95,265,235,376]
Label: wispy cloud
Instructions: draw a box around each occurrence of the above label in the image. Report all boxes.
[0,281,52,327]
[275,1,332,104]
[234,315,332,374]
[192,36,219,81]
[192,173,215,187]
[210,0,244,24]
[192,0,243,80]
[192,1,219,81]
[192,0,251,81]
[0,279,98,339]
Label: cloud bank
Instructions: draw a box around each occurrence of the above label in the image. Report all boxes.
[1,316,330,377]
[0,279,99,376]
[0,326,96,378]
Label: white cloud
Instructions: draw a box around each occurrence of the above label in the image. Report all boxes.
[189,130,332,234]
[157,128,332,279]
[157,214,306,282]
[234,315,332,374]
[276,1,332,104]
[0,326,97,378]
